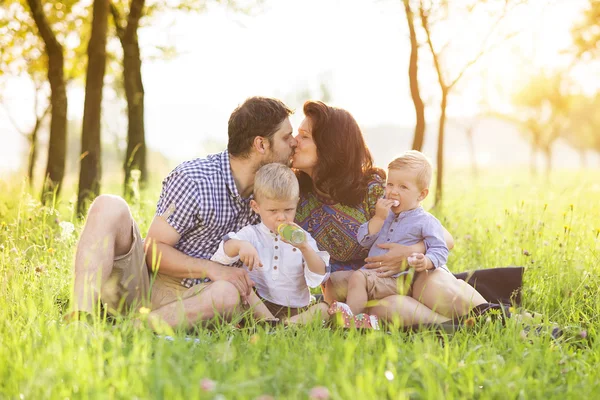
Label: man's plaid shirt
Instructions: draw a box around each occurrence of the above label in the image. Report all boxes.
[155,151,260,288]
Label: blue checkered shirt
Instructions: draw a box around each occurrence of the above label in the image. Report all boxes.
[155,151,260,288]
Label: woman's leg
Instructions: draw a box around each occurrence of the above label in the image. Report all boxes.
[322,271,354,303]
[368,295,449,326]
[411,268,487,318]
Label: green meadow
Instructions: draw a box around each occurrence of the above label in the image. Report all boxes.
[1,169,599,399]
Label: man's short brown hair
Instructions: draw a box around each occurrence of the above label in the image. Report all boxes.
[228,97,293,158]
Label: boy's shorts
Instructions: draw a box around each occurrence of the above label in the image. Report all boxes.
[103,221,210,314]
[357,269,414,300]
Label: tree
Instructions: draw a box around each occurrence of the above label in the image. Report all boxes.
[418,0,522,205]
[0,84,51,185]
[25,0,69,203]
[110,0,147,199]
[572,0,600,58]
[510,71,572,176]
[77,0,110,215]
[403,0,426,151]
[562,93,600,166]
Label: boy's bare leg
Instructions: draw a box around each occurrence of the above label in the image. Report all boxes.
[245,290,277,321]
[345,271,369,315]
[369,294,450,327]
[322,271,353,303]
[286,303,329,325]
[71,195,135,315]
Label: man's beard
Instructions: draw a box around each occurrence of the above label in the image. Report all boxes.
[261,149,294,167]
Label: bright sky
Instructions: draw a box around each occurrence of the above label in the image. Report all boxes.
[0,0,591,173]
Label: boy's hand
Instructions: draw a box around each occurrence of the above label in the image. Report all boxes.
[374,198,396,221]
[407,253,432,272]
[239,241,262,271]
[279,222,309,250]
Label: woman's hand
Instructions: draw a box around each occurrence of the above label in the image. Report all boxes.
[364,242,426,277]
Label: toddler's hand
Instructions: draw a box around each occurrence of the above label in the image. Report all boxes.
[239,241,262,270]
[407,253,429,272]
[374,198,396,220]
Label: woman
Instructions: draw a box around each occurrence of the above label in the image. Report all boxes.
[292,100,491,326]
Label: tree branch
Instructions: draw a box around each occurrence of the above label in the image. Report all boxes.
[109,1,126,42]
[25,0,62,55]
[125,0,146,41]
[419,0,446,89]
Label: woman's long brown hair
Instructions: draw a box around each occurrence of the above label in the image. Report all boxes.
[297,101,385,206]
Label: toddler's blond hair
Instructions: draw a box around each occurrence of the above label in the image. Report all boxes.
[388,150,433,190]
[254,163,299,202]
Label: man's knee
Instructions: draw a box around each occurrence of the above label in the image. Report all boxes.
[209,281,242,312]
[87,195,132,229]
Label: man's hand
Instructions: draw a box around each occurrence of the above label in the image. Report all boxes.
[207,264,254,298]
[407,252,432,272]
[238,241,263,271]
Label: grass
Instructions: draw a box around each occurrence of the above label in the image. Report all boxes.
[1,169,600,399]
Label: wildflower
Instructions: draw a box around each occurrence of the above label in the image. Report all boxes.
[580,330,587,339]
[1,221,6,230]
[249,334,260,345]
[59,221,75,240]
[543,203,548,211]
[570,204,573,211]
[139,307,151,315]
[384,370,394,381]
[595,229,600,238]
[544,241,549,246]
[47,248,55,254]
[458,360,466,368]
[464,318,476,328]
[309,386,330,400]
[522,250,530,256]
[200,378,216,392]
[464,234,472,241]
[564,225,570,233]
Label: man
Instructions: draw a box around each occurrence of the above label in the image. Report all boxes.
[69,97,296,329]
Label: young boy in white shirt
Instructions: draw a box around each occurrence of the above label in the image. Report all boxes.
[211,163,331,324]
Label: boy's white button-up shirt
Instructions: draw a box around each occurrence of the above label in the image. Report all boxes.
[211,223,330,308]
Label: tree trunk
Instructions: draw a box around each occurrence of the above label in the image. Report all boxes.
[530,145,537,177]
[466,126,478,179]
[579,149,587,169]
[121,0,147,198]
[544,147,552,178]
[77,0,109,215]
[404,0,426,151]
[27,121,40,184]
[26,0,68,203]
[434,89,448,206]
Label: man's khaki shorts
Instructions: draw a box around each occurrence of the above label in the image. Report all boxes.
[357,269,413,301]
[103,221,210,314]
